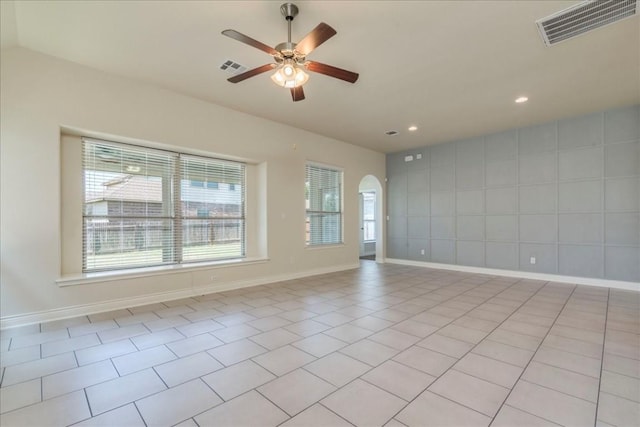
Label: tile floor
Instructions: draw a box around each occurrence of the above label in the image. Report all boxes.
[1,262,639,426]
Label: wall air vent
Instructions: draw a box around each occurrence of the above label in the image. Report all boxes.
[536,0,638,46]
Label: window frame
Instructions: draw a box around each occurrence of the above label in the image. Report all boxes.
[305,161,344,247]
[82,137,246,273]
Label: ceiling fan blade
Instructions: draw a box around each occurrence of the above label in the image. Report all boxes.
[295,23,337,56]
[290,86,305,102]
[227,63,277,83]
[222,29,279,56]
[305,61,359,83]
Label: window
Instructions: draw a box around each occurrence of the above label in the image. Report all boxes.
[82,138,245,272]
[305,163,343,246]
[362,192,376,241]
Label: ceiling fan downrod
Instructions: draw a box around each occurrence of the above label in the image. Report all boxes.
[278,3,299,57]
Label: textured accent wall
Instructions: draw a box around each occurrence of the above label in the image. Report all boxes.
[386,105,640,282]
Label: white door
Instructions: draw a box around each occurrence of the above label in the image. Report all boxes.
[359,191,376,257]
[359,193,365,255]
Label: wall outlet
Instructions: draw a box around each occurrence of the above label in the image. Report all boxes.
[420,249,425,255]
[404,155,414,162]
[530,256,536,265]
[416,154,422,160]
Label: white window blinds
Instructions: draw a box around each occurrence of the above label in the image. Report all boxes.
[180,155,245,263]
[82,138,245,272]
[305,163,343,246]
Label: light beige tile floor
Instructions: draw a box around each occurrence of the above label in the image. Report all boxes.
[1,262,639,426]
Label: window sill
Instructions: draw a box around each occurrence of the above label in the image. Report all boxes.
[56,257,270,287]
[305,243,345,250]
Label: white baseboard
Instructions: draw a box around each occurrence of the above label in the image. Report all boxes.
[0,263,360,330]
[385,258,640,292]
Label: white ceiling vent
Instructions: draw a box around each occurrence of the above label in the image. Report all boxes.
[536,0,638,46]
[219,60,247,75]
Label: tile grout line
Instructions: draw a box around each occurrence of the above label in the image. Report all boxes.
[524,358,601,380]
[249,272,489,375]
[383,277,558,423]
[423,283,561,395]
[598,390,640,404]
[150,355,171,390]
[266,276,596,422]
[517,377,599,404]
[193,387,281,426]
[196,376,225,410]
[2,266,631,426]
[315,402,358,427]
[250,272,502,424]
[0,274,470,398]
[82,387,94,418]
[593,287,611,426]
[131,401,149,427]
[254,385,313,422]
[498,403,564,427]
[6,310,440,422]
[487,283,580,427]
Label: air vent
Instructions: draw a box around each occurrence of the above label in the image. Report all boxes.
[536,0,638,46]
[219,59,247,74]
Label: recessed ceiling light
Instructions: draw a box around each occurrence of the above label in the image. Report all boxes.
[515,96,529,103]
[408,126,418,131]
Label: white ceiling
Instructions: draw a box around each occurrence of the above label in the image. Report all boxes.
[1,0,639,153]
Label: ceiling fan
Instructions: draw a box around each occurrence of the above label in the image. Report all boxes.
[222,2,359,102]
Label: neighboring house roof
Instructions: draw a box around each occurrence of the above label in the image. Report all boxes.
[86,175,162,203]
[86,174,240,204]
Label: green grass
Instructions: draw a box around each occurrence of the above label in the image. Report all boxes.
[86,242,242,270]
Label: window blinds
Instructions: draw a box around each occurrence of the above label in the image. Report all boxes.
[82,138,245,272]
[305,163,343,246]
[180,155,245,263]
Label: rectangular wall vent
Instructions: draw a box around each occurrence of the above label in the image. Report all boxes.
[219,60,247,74]
[536,0,638,46]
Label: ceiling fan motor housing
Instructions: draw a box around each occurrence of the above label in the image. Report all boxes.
[275,42,299,60]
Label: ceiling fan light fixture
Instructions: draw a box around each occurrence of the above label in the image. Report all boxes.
[270,60,309,88]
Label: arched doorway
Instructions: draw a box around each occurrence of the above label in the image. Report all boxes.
[358,175,384,263]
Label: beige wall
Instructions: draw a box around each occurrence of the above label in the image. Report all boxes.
[0,47,385,324]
